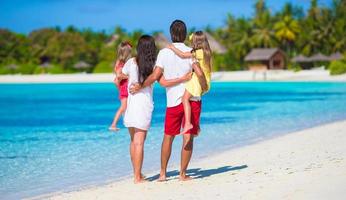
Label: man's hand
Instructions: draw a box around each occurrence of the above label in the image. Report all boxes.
[129,83,142,94]
[181,72,193,82]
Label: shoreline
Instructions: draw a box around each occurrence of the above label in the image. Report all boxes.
[28,119,346,200]
[1,70,346,83]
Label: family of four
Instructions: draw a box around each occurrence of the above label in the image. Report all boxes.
[109,20,212,183]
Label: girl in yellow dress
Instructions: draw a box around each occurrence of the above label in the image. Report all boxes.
[167,31,212,134]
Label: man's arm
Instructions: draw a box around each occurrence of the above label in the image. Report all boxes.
[142,67,163,87]
[192,62,208,92]
[158,72,192,87]
[129,67,163,94]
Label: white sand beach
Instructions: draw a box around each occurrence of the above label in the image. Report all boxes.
[29,120,346,200]
[1,69,346,83]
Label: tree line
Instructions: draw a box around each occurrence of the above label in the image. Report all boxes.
[0,0,345,74]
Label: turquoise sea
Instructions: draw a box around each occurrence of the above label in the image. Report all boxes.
[1,82,346,199]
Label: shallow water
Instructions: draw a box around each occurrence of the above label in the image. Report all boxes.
[1,82,346,199]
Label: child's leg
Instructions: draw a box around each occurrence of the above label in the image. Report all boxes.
[181,90,193,134]
[109,98,127,131]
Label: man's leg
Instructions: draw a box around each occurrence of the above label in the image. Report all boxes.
[180,133,194,181]
[159,134,175,181]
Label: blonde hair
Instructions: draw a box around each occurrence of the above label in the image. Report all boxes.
[117,42,132,63]
[191,31,212,72]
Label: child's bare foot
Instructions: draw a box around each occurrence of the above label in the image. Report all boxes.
[108,126,120,132]
[179,174,193,181]
[180,123,193,135]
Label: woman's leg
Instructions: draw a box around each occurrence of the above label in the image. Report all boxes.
[181,90,193,134]
[109,98,127,130]
[132,128,147,183]
[128,127,135,167]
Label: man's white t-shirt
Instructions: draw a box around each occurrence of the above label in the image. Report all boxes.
[156,43,200,108]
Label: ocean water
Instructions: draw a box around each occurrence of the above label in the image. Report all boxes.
[1,82,346,199]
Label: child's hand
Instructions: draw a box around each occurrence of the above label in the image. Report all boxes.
[166,44,174,49]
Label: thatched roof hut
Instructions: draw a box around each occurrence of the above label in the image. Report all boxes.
[310,53,329,62]
[5,64,18,70]
[329,52,343,61]
[292,55,311,62]
[245,48,286,70]
[154,33,170,49]
[73,61,91,69]
[205,32,227,54]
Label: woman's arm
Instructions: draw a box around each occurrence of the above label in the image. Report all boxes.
[192,62,208,92]
[167,44,192,59]
[158,72,192,87]
[129,67,163,94]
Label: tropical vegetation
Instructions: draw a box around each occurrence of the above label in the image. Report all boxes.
[0,0,345,74]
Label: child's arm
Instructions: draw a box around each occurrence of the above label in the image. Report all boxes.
[167,44,192,59]
[158,72,192,87]
[116,67,128,81]
[192,62,208,92]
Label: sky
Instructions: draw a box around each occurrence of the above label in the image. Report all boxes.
[0,0,333,34]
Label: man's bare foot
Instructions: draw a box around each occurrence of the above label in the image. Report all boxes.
[179,175,193,181]
[180,123,193,135]
[157,173,167,182]
[134,177,147,184]
[109,126,120,132]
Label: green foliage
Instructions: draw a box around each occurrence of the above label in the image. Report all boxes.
[329,60,346,75]
[0,0,345,74]
[93,61,113,73]
[287,62,302,72]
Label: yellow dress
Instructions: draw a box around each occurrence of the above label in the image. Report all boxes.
[185,49,211,97]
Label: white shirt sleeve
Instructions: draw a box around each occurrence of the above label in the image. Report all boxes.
[155,50,165,70]
[122,59,131,75]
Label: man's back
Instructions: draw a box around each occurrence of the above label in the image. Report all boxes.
[156,43,192,107]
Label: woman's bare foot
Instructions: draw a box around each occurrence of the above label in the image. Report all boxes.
[180,123,193,135]
[179,174,193,181]
[109,126,120,132]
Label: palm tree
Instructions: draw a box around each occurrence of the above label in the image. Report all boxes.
[251,11,277,48]
[274,15,300,56]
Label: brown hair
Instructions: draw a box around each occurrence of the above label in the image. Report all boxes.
[170,20,187,43]
[136,35,157,85]
[191,31,212,72]
[117,41,132,63]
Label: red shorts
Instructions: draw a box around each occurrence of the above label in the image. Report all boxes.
[118,80,128,100]
[164,101,202,136]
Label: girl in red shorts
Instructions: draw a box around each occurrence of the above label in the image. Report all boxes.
[109,41,132,131]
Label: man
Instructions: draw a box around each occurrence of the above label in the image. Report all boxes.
[131,20,207,181]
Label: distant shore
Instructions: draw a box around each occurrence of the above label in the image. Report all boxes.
[1,69,346,83]
[29,120,346,200]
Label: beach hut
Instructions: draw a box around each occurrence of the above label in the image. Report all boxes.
[205,32,227,54]
[73,61,91,72]
[291,54,313,69]
[328,52,343,61]
[154,33,170,49]
[310,53,330,62]
[106,34,120,47]
[244,48,286,70]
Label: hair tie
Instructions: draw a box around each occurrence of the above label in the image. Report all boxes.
[124,41,132,48]
[189,33,194,41]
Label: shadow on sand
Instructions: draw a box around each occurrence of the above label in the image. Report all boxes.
[146,165,248,181]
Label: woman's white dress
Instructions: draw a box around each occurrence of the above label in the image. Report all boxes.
[122,58,154,131]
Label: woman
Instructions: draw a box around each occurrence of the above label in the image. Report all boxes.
[121,35,191,183]
[121,35,156,183]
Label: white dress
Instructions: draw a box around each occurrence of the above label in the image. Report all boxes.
[122,58,154,131]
